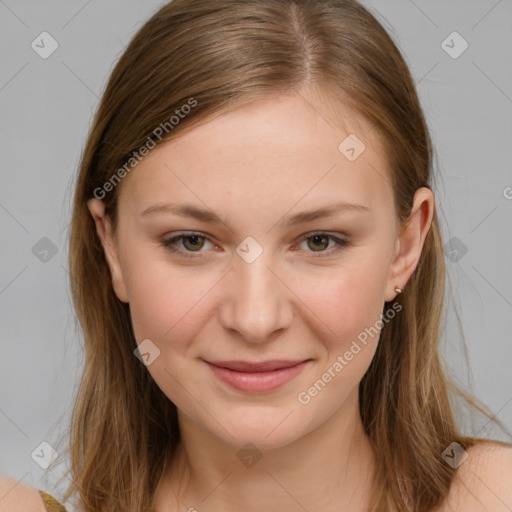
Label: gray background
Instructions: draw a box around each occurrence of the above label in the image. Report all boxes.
[1,0,511,505]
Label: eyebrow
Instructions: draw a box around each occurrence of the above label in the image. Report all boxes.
[140,201,371,227]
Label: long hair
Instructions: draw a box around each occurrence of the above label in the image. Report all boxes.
[60,0,510,510]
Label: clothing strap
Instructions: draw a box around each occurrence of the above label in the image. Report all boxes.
[38,490,67,512]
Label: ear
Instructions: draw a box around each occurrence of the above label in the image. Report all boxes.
[87,198,129,303]
[385,187,435,302]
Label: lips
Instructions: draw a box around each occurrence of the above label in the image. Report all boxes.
[203,359,311,392]
[205,360,307,372]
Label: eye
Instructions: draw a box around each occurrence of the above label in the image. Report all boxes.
[161,231,351,258]
[295,232,351,256]
[161,232,217,257]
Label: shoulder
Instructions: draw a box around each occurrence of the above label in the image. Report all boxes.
[440,441,512,512]
[0,476,46,512]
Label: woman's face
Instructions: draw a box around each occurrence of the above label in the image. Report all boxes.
[88,89,433,450]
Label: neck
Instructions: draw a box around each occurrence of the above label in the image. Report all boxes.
[155,388,377,512]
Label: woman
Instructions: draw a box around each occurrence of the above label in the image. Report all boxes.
[2,0,511,511]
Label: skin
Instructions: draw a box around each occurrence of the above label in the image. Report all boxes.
[87,86,435,512]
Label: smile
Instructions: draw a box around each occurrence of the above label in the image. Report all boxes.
[203,359,311,393]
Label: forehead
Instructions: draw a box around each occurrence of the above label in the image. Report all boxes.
[119,90,394,219]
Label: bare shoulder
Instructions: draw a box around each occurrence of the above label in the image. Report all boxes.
[0,476,46,512]
[439,441,512,512]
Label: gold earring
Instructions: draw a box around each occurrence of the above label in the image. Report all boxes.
[394,286,402,294]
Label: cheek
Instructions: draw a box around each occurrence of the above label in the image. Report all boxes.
[125,255,219,347]
[292,256,388,344]
[293,263,388,412]
[124,257,218,411]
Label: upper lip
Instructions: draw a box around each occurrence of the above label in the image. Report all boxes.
[204,359,310,372]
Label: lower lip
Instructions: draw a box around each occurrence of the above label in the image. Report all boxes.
[205,360,310,393]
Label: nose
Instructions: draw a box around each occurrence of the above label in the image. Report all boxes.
[218,254,294,344]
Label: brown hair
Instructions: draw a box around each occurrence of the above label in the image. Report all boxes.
[59,0,510,510]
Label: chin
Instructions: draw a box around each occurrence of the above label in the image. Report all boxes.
[209,407,308,451]
[224,429,300,453]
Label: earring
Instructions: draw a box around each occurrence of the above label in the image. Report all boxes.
[394,286,402,294]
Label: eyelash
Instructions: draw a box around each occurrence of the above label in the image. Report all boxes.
[161,231,351,258]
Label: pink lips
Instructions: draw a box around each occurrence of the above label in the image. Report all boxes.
[204,359,310,392]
